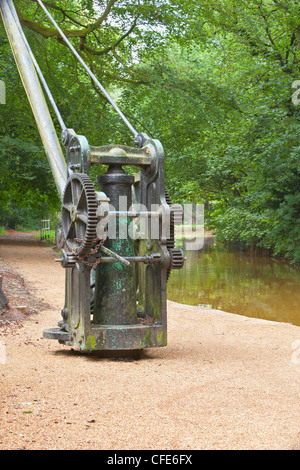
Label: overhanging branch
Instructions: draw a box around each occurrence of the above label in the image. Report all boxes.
[17,0,118,39]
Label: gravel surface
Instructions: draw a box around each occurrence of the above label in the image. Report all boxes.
[0,232,300,450]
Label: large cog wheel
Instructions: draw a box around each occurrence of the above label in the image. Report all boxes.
[61,173,98,257]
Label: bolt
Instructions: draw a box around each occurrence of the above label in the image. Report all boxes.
[134,134,143,148]
[61,129,70,146]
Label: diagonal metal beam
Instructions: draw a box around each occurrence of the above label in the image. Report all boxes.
[0,0,67,200]
[36,0,138,138]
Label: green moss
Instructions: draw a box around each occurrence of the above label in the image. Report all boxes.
[85,335,96,350]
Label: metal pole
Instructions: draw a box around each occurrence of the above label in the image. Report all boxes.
[9,2,67,132]
[0,0,67,200]
[35,0,139,138]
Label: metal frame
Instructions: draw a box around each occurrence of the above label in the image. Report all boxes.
[43,135,173,351]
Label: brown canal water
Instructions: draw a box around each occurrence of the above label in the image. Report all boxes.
[167,237,300,327]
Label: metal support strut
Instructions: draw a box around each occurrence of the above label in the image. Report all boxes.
[0,0,67,199]
[35,0,139,138]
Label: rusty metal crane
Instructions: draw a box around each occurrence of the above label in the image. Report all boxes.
[0,0,185,353]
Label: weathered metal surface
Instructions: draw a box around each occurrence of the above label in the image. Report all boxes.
[93,165,138,326]
[43,327,71,343]
[43,135,176,351]
[42,323,167,351]
[89,324,167,351]
[61,173,98,256]
[64,133,91,175]
[1,0,184,353]
[89,145,153,169]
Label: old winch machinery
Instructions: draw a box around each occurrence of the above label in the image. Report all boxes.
[0,0,185,352]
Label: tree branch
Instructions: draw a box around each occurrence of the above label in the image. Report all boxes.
[18,0,118,39]
[82,18,138,57]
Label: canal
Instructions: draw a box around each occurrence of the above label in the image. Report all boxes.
[167,234,300,327]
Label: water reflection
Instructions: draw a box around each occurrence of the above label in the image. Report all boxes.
[167,236,300,327]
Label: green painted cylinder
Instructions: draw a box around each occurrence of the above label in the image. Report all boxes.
[93,166,138,325]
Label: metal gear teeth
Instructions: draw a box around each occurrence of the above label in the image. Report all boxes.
[62,173,98,257]
[165,188,175,280]
[75,174,98,257]
[170,248,185,270]
[165,189,172,206]
[165,188,185,279]
[171,204,183,226]
[165,188,175,251]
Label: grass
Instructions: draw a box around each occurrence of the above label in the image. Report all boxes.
[34,229,56,239]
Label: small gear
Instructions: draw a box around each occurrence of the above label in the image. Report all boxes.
[165,188,185,280]
[60,249,77,268]
[165,188,175,251]
[169,248,185,270]
[61,173,98,257]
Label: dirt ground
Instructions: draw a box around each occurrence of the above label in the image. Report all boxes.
[0,231,299,450]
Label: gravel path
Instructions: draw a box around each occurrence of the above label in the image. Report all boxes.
[0,233,299,450]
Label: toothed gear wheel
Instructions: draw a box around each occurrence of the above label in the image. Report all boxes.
[61,173,98,257]
[165,188,185,280]
[165,188,175,252]
[169,248,185,270]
